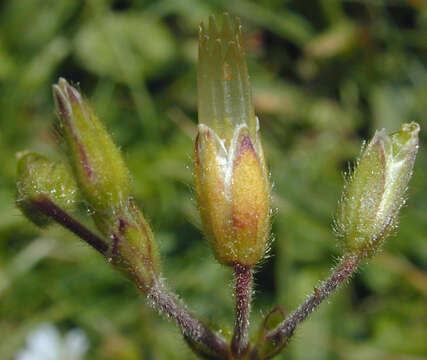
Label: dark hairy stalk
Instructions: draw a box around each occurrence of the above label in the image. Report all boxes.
[35,195,228,358]
[147,278,229,359]
[231,263,253,358]
[33,195,108,255]
[262,225,391,353]
[264,223,395,348]
[260,253,361,357]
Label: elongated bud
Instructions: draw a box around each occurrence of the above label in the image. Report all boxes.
[336,122,420,255]
[52,78,131,211]
[52,78,160,286]
[16,153,78,227]
[195,14,270,266]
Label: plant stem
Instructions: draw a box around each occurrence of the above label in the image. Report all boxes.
[34,196,228,359]
[33,196,108,255]
[262,253,361,356]
[148,278,229,359]
[231,263,253,358]
[33,195,227,358]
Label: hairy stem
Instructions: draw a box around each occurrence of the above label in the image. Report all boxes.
[33,196,226,358]
[262,253,361,356]
[231,263,253,358]
[147,278,229,359]
[33,196,108,255]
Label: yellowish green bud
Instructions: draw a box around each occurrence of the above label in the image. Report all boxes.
[336,122,420,255]
[195,15,271,266]
[52,78,131,211]
[16,153,78,227]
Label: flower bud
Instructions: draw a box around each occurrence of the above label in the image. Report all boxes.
[16,153,78,227]
[53,78,161,286]
[104,200,161,288]
[195,15,270,266]
[336,122,420,255]
[52,78,131,211]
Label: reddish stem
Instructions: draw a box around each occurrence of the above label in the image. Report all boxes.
[255,254,361,359]
[33,196,108,255]
[34,196,228,358]
[148,278,229,359]
[231,263,253,358]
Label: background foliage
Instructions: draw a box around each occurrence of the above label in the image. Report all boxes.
[0,0,426,359]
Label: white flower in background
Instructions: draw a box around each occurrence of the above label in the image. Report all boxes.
[15,323,89,360]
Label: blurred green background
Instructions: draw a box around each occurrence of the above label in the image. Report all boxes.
[0,0,426,359]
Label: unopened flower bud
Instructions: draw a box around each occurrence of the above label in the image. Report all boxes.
[52,78,131,211]
[53,78,161,286]
[336,122,420,255]
[16,153,78,227]
[195,15,270,266]
[104,201,161,288]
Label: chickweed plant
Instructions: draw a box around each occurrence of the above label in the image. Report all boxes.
[16,14,420,360]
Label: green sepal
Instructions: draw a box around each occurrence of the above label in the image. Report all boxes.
[252,307,288,359]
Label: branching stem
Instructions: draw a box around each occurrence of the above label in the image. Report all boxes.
[34,196,228,359]
[148,278,229,359]
[33,196,108,255]
[262,253,361,356]
[32,196,365,359]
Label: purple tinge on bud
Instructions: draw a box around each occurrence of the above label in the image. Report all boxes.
[53,79,160,284]
[195,15,271,266]
[336,122,420,255]
[194,122,270,266]
[52,78,130,211]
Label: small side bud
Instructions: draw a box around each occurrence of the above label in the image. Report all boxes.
[195,15,270,267]
[336,122,420,255]
[103,201,161,287]
[52,78,131,211]
[16,153,78,227]
[254,307,288,359]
